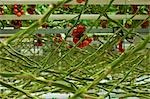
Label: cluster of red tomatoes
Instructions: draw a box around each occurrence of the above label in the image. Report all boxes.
[53,34,63,43]
[34,33,64,47]
[34,23,50,47]
[27,5,36,15]
[13,4,24,17]
[0,6,4,15]
[34,34,43,47]
[72,24,92,48]
[13,4,36,17]
[0,4,36,16]
[11,20,22,29]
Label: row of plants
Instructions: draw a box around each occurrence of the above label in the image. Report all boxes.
[0,4,150,29]
[0,19,149,29]
[0,4,150,15]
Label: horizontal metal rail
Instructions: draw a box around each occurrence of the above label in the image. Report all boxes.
[0,28,149,37]
[0,15,149,20]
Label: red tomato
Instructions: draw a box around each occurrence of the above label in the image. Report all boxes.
[78,42,84,48]
[118,40,123,48]
[72,29,80,37]
[73,37,79,44]
[86,38,93,43]
[20,10,24,14]
[0,7,4,15]
[16,12,22,17]
[82,40,89,47]
[117,40,125,53]
[14,4,18,9]
[119,48,125,53]
[14,9,18,13]
[77,24,86,33]
[78,40,89,48]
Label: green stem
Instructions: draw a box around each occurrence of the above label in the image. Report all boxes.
[41,0,89,68]
[0,80,36,99]
[104,56,145,98]
[70,34,150,99]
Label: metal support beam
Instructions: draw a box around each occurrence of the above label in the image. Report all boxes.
[0,28,149,37]
[0,15,149,20]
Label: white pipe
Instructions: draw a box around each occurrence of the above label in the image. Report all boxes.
[0,0,149,5]
[0,15,149,20]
